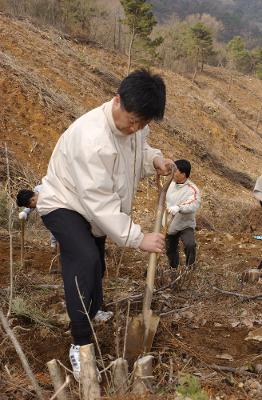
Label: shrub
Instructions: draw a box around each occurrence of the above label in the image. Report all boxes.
[256,63,262,79]
[0,190,9,229]
[176,373,209,400]
[12,296,54,328]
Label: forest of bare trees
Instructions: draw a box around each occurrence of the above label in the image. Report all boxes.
[0,0,262,78]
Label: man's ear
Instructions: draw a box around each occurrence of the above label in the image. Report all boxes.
[114,94,121,105]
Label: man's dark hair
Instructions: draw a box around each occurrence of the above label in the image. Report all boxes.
[117,69,166,121]
[16,189,34,207]
[175,159,191,178]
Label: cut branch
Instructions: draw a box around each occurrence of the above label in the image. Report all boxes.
[212,286,262,301]
[210,364,253,376]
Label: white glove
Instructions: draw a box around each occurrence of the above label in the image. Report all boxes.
[19,211,28,220]
[50,237,57,248]
[167,205,180,216]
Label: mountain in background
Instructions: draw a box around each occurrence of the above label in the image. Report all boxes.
[151,0,262,47]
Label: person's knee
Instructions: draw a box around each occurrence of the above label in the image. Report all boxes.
[74,244,101,269]
[170,261,179,268]
[166,248,179,268]
[185,242,196,252]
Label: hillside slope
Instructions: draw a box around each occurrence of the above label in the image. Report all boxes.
[1,11,262,232]
[1,13,262,400]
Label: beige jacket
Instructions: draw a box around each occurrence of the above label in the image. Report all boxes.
[37,100,162,248]
[254,175,262,202]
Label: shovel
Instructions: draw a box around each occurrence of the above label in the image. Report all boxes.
[20,219,25,268]
[125,172,174,362]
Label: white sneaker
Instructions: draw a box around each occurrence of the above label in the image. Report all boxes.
[69,344,102,382]
[69,344,81,381]
[94,310,113,322]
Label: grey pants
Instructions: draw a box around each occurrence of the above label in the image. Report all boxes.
[166,228,196,268]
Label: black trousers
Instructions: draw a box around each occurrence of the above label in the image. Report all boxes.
[42,209,106,345]
[166,228,196,268]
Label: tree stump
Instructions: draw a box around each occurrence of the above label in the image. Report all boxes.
[46,359,69,400]
[132,355,154,395]
[112,357,129,394]
[241,269,262,283]
[80,344,101,400]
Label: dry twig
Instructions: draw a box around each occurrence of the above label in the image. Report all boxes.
[75,276,110,388]
[0,309,45,400]
[210,364,253,376]
[49,374,70,400]
[49,253,60,273]
[5,143,14,318]
[212,286,262,301]
[106,270,189,307]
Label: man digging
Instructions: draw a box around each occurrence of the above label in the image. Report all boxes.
[37,69,174,381]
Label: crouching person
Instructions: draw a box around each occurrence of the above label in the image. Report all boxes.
[253,175,262,207]
[165,159,201,269]
[16,185,57,249]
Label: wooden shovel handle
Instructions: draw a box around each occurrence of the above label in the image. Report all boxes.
[142,168,175,316]
[20,219,25,268]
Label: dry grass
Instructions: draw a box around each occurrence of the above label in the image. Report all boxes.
[11,295,54,328]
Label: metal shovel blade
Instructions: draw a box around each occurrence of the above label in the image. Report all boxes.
[125,311,160,362]
[143,309,160,353]
[125,314,145,361]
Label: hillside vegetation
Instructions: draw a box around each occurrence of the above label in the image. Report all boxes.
[1,12,262,230]
[151,0,262,46]
[1,12,262,400]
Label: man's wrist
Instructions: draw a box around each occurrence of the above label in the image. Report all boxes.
[153,156,163,169]
[133,232,144,249]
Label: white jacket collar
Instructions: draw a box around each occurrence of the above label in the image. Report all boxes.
[104,99,126,137]
[175,179,189,188]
